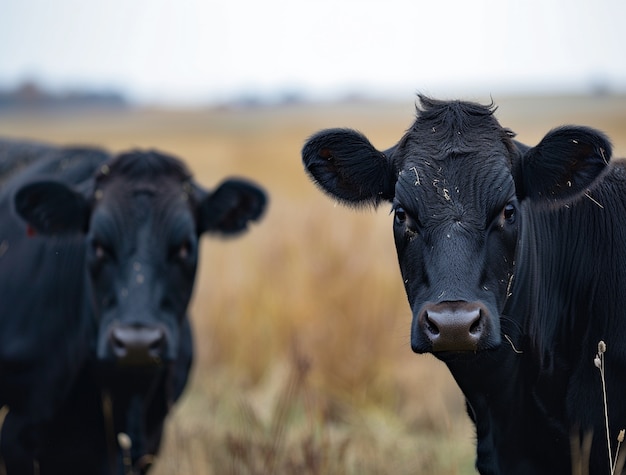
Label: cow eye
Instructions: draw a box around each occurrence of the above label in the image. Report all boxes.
[394,206,419,234]
[171,240,193,261]
[91,239,113,261]
[503,202,516,224]
[178,241,191,260]
[394,207,407,225]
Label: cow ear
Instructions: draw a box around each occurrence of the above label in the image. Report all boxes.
[197,178,267,235]
[14,180,90,235]
[302,128,396,207]
[520,126,611,203]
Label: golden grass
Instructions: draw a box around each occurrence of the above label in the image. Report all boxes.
[2,95,625,474]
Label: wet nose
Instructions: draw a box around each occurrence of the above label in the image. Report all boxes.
[109,325,166,365]
[417,301,488,352]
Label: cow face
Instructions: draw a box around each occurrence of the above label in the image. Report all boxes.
[303,96,609,356]
[14,151,266,366]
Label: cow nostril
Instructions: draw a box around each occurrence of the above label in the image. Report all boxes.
[111,330,128,357]
[424,313,440,336]
[148,331,165,354]
[469,311,483,335]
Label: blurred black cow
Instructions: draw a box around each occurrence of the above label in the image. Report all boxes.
[302,96,626,474]
[0,140,267,474]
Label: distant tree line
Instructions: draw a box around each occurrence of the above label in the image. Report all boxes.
[0,80,128,111]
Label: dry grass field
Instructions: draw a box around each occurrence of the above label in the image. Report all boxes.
[1,94,626,474]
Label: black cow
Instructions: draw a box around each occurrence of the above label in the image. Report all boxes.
[0,140,267,474]
[302,96,626,474]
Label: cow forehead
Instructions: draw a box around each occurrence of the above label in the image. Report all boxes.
[90,178,196,241]
[395,151,515,224]
[95,176,192,207]
[397,148,513,189]
[92,150,196,209]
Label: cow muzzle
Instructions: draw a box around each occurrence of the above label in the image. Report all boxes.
[414,301,489,353]
[107,324,166,366]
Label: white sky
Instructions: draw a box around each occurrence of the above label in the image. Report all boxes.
[1,0,625,105]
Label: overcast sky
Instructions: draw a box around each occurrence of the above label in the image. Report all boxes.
[1,0,625,105]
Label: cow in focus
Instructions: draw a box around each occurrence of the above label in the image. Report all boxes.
[0,140,267,474]
[302,96,626,474]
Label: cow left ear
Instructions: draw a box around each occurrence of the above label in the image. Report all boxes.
[519,126,611,203]
[14,180,90,235]
[197,178,267,235]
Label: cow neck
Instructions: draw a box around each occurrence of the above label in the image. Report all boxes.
[512,199,595,374]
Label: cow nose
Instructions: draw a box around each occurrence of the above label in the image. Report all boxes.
[418,301,488,352]
[109,325,166,365]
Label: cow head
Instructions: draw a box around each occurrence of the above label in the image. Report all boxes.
[303,96,610,356]
[14,150,266,367]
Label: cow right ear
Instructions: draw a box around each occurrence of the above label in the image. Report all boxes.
[14,180,90,235]
[302,128,396,207]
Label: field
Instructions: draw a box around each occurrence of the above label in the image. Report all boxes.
[2,94,626,474]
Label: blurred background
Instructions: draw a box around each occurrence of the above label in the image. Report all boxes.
[2,1,626,473]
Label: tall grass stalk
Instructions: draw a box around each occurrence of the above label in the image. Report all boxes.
[595,341,613,472]
[594,341,625,475]
[117,432,133,475]
[614,430,626,475]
